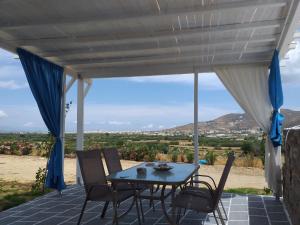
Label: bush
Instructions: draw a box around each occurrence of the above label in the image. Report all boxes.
[243,154,255,167]
[186,151,194,163]
[31,167,47,193]
[171,151,178,162]
[205,151,217,165]
[241,141,254,155]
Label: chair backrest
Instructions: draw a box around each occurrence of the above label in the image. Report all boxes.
[213,152,235,208]
[76,150,107,193]
[102,148,123,174]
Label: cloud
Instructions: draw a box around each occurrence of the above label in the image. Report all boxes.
[0,65,25,79]
[0,110,7,118]
[0,48,28,90]
[0,102,239,132]
[23,122,34,127]
[158,125,164,129]
[127,73,225,90]
[0,80,28,90]
[142,124,154,129]
[281,40,300,86]
[108,121,131,125]
[64,103,237,131]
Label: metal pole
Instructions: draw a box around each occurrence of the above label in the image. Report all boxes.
[194,72,199,167]
[76,76,84,185]
[61,72,66,177]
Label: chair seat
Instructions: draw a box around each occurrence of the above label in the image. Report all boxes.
[172,188,215,213]
[88,186,135,202]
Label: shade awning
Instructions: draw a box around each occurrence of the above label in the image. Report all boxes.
[0,0,299,78]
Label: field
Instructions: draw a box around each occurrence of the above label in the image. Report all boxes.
[0,132,265,167]
[0,132,268,211]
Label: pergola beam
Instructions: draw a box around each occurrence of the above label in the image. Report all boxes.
[0,0,287,30]
[277,0,300,58]
[80,60,270,78]
[67,47,274,68]
[7,20,283,47]
[39,34,278,58]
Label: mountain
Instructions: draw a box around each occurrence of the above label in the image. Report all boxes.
[164,109,300,135]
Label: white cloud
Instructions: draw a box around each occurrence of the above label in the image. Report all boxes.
[127,73,225,90]
[108,121,131,125]
[0,110,8,118]
[281,40,300,86]
[142,124,154,129]
[0,80,28,90]
[158,125,164,129]
[23,122,34,127]
[0,65,25,79]
[0,102,239,132]
[64,103,237,131]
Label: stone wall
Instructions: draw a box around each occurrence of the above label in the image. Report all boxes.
[283,128,300,225]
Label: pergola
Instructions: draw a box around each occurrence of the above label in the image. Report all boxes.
[0,0,300,194]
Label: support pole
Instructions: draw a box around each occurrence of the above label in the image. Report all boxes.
[194,72,199,168]
[59,71,66,194]
[76,76,84,185]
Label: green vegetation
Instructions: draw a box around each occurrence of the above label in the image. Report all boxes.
[0,133,266,167]
[0,179,51,211]
[205,151,217,165]
[225,187,272,195]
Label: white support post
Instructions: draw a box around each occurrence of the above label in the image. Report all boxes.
[60,71,67,193]
[84,80,93,98]
[76,76,84,185]
[194,72,199,169]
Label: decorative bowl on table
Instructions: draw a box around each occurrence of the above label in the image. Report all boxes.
[153,163,173,171]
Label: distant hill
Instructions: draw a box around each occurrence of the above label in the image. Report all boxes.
[164,109,300,135]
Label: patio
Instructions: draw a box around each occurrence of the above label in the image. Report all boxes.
[0,0,300,224]
[0,185,291,225]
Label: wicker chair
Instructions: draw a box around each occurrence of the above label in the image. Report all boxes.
[76,150,141,225]
[172,152,235,225]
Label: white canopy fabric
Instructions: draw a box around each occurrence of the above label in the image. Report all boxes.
[214,64,282,195]
[0,0,299,78]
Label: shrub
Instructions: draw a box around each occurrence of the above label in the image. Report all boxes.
[241,141,254,155]
[243,154,255,167]
[31,167,47,193]
[171,151,178,162]
[186,151,194,163]
[205,151,217,165]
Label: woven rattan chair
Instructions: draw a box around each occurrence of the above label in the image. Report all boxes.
[172,152,235,225]
[76,150,141,225]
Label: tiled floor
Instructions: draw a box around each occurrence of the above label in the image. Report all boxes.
[0,185,291,225]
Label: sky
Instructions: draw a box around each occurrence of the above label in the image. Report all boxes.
[0,42,299,132]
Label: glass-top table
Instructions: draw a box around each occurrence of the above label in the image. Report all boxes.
[107,162,199,225]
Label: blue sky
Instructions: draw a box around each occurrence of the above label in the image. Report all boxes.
[0,44,299,132]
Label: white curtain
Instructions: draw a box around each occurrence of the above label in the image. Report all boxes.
[214,64,281,196]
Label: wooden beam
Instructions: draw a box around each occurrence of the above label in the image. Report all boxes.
[6,20,283,47]
[79,60,270,78]
[0,0,287,29]
[39,34,278,58]
[277,0,300,58]
[64,47,274,68]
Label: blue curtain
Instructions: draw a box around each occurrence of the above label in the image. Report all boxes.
[268,49,284,147]
[17,48,65,191]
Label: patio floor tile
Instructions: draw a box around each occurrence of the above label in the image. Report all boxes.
[0,185,291,225]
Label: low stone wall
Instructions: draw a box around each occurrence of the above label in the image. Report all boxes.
[283,128,300,225]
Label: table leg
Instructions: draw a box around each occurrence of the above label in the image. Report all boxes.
[171,185,176,222]
[161,185,177,225]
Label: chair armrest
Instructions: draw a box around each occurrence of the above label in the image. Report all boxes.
[193,174,217,188]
